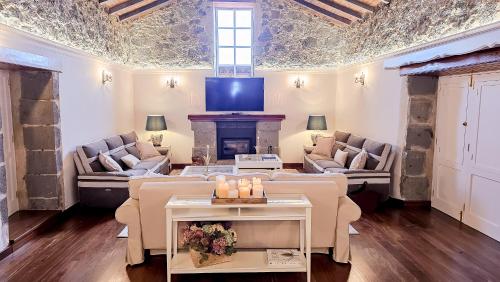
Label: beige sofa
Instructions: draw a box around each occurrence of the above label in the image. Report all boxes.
[115,172,361,265]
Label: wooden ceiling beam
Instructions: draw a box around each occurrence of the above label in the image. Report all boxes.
[314,0,363,20]
[344,0,376,13]
[119,0,169,21]
[108,0,145,15]
[292,0,351,25]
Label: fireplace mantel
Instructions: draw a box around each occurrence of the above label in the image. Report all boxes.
[188,114,286,122]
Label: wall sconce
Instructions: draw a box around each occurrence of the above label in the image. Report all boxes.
[102,70,112,84]
[294,77,305,88]
[167,77,178,88]
[354,72,365,86]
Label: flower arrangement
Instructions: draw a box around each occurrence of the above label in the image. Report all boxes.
[182,222,237,267]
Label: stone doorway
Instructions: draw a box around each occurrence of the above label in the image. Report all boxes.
[0,63,63,254]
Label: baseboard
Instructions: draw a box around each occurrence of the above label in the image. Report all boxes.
[0,245,13,261]
[386,197,431,209]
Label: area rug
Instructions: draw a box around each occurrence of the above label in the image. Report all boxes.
[118,224,359,238]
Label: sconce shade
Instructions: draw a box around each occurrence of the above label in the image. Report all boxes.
[307,115,327,130]
[146,115,167,131]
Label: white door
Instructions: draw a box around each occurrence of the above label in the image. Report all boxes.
[462,73,500,241]
[0,70,19,215]
[431,76,470,220]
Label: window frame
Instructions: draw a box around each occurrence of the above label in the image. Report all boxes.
[214,7,254,77]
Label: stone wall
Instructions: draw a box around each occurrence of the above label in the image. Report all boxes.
[9,71,63,210]
[0,0,129,63]
[400,76,438,201]
[0,96,8,251]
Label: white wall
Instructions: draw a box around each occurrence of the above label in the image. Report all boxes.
[0,27,135,209]
[133,70,336,164]
[335,60,408,199]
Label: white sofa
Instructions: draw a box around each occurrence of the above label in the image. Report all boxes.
[115,172,361,265]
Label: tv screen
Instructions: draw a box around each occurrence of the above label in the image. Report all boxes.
[205,77,264,111]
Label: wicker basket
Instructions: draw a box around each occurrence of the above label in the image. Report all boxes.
[189,249,232,268]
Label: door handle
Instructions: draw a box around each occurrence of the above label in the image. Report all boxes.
[462,122,468,127]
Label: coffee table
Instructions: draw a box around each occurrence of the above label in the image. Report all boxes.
[180,165,237,176]
[235,154,283,170]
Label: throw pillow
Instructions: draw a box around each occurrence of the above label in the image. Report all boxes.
[311,136,335,157]
[98,152,123,172]
[349,149,368,170]
[136,141,161,160]
[333,149,348,167]
[121,154,141,169]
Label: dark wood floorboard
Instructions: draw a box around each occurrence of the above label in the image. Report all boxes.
[0,207,500,282]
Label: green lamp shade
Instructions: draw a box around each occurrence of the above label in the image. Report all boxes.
[307,115,327,130]
[145,115,167,131]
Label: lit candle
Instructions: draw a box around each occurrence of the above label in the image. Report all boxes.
[228,180,237,190]
[228,189,238,199]
[238,179,249,188]
[252,177,261,185]
[252,184,264,198]
[239,187,250,198]
[216,182,229,198]
[216,175,226,185]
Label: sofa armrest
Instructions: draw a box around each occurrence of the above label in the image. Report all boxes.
[115,198,144,265]
[334,196,361,263]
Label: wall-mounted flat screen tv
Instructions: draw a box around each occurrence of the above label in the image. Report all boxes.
[205,77,264,111]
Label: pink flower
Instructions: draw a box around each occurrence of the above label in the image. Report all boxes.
[212,237,227,255]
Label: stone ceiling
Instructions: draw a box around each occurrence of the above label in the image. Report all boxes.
[0,0,498,70]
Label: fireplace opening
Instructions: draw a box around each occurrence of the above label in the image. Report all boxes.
[216,121,256,160]
[222,139,251,157]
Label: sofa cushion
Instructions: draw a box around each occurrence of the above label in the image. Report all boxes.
[82,140,109,158]
[105,136,125,151]
[349,149,368,170]
[363,139,385,156]
[137,141,161,160]
[98,153,123,172]
[128,175,208,199]
[134,156,166,170]
[89,160,106,172]
[111,149,129,169]
[306,153,333,162]
[126,146,141,159]
[311,136,335,157]
[344,148,359,168]
[333,149,348,167]
[334,131,351,143]
[121,132,138,145]
[316,159,344,169]
[206,172,271,181]
[346,135,366,149]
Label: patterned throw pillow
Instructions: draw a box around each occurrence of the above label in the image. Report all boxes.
[349,149,368,170]
[311,136,335,157]
[98,152,123,172]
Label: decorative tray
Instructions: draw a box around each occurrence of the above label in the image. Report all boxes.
[211,190,268,205]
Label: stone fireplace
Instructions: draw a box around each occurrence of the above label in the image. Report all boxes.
[189,114,285,162]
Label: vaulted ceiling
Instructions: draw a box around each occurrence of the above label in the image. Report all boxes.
[99,0,388,25]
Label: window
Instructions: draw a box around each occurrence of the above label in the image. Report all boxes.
[215,8,253,77]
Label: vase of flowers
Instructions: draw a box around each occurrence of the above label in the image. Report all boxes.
[182,222,237,268]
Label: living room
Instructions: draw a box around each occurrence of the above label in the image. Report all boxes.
[0,0,499,281]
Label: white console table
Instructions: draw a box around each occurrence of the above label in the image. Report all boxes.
[165,194,312,282]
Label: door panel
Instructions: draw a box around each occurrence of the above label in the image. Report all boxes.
[463,75,500,241]
[431,76,469,219]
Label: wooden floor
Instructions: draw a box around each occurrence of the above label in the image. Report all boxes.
[0,206,499,282]
[8,210,59,241]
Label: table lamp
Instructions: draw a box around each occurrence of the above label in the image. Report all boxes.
[307,115,327,146]
[146,115,167,146]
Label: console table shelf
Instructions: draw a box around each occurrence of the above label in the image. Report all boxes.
[165,194,312,282]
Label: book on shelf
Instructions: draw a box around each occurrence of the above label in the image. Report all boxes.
[267,249,303,266]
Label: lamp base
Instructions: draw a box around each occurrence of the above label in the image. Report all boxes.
[311,133,322,146]
[150,133,163,147]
